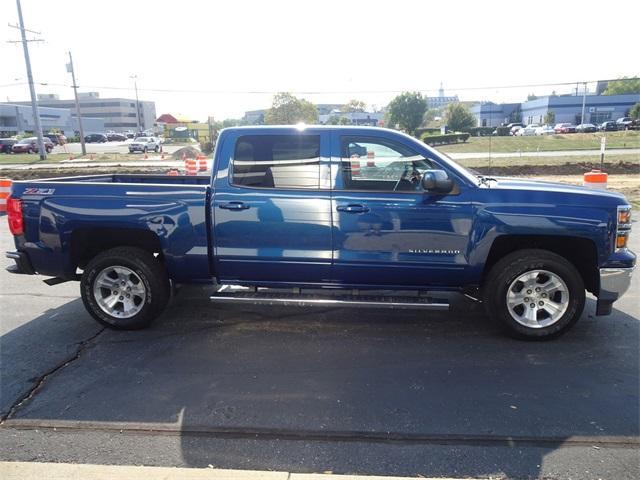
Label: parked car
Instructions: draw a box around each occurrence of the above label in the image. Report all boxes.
[11,137,54,154]
[106,133,127,142]
[128,136,160,153]
[616,117,633,130]
[576,123,598,133]
[124,131,135,139]
[510,126,524,136]
[0,138,17,153]
[534,125,555,135]
[518,124,539,136]
[554,123,577,134]
[85,133,108,143]
[6,126,635,340]
[44,133,67,145]
[599,121,618,132]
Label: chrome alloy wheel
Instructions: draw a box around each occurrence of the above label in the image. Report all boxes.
[93,266,146,319]
[506,269,569,328]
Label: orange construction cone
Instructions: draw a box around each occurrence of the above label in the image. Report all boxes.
[144,152,148,159]
[69,154,74,160]
[161,152,165,160]
[90,154,94,161]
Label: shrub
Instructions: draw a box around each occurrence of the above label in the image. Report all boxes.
[494,126,511,136]
[421,133,470,145]
[201,142,214,155]
[415,127,441,137]
[466,127,494,136]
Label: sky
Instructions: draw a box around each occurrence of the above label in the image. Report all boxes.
[1,0,639,121]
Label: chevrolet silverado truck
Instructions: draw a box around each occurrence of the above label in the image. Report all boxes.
[5,126,635,339]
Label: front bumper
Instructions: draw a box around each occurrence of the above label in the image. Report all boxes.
[5,251,36,275]
[596,266,635,315]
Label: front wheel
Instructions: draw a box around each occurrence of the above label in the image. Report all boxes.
[483,249,585,340]
[81,247,170,330]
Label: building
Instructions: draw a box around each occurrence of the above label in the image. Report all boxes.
[426,83,459,110]
[318,110,384,126]
[471,92,640,128]
[16,92,156,133]
[470,102,520,127]
[520,93,640,126]
[0,103,104,137]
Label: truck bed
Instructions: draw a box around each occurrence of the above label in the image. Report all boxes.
[24,173,211,185]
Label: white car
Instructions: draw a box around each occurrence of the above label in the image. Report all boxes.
[517,124,539,136]
[535,125,555,135]
[128,137,161,153]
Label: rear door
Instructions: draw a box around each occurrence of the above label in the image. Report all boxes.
[330,132,474,288]
[212,130,333,285]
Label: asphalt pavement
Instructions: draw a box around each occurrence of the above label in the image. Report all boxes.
[0,220,638,479]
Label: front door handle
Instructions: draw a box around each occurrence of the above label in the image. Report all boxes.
[219,201,250,210]
[337,204,370,214]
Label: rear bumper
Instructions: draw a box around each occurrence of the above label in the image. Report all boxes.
[596,267,634,315]
[5,251,36,275]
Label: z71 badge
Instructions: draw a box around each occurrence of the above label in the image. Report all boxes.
[23,188,55,195]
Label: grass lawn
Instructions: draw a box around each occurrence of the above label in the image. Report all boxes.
[438,130,640,154]
[453,154,639,168]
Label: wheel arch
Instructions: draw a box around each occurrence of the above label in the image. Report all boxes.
[482,234,599,294]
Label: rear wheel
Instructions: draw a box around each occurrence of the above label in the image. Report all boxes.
[143,146,148,153]
[483,249,585,340]
[81,247,170,330]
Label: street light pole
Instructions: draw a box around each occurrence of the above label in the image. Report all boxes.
[67,51,86,156]
[580,82,587,126]
[130,75,141,133]
[15,0,46,160]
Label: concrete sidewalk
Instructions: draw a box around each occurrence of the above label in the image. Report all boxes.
[0,462,462,480]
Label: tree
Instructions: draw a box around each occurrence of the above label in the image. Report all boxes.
[342,99,366,113]
[422,108,440,126]
[327,115,351,125]
[544,110,556,125]
[603,77,640,95]
[629,102,640,120]
[445,102,476,132]
[385,92,427,136]
[264,92,318,124]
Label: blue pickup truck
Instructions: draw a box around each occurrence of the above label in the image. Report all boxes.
[5,126,635,339]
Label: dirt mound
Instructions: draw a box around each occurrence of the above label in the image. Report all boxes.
[474,161,639,176]
[171,146,201,160]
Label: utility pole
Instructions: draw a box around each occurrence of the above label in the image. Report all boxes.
[11,0,47,160]
[67,51,86,155]
[130,75,141,133]
[580,82,587,126]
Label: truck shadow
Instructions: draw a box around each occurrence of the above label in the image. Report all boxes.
[1,288,638,479]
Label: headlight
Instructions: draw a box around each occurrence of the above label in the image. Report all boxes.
[616,206,632,251]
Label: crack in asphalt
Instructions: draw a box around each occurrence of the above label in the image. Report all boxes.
[0,327,106,423]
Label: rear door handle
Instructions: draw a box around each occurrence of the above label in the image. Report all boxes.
[337,204,370,214]
[219,201,250,210]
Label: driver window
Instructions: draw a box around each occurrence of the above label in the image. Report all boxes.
[339,136,434,192]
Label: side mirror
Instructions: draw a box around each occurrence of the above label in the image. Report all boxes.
[421,169,454,194]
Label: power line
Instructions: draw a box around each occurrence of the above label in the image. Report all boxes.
[0,77,636,95]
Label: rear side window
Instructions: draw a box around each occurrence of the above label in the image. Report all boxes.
[231,135,320,189]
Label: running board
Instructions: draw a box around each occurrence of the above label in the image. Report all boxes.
[210,287,449,310]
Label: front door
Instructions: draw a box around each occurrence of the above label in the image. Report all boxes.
[330,133,474,288]
[213,130,333,285]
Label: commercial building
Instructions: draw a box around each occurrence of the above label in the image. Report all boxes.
[0,103,104,137]
[520,93,640,126]
[15,92,156,133]
[426,84,459,110]
[470,102,521,127]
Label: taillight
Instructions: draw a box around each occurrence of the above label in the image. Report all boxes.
[7,197,24,236]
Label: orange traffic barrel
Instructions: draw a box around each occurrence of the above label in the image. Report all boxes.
[0,178,11,212]
[185,158,197,176]
[197,155,208,171]
[583,169,608,190]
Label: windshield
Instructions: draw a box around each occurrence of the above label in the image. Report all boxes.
[135,137,148,142]
[18,138,35,144]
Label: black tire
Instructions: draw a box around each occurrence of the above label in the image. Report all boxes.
[143,147,148,153]
[154,146,159,152]
[81,247,170,330]
[483,249,585,340]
